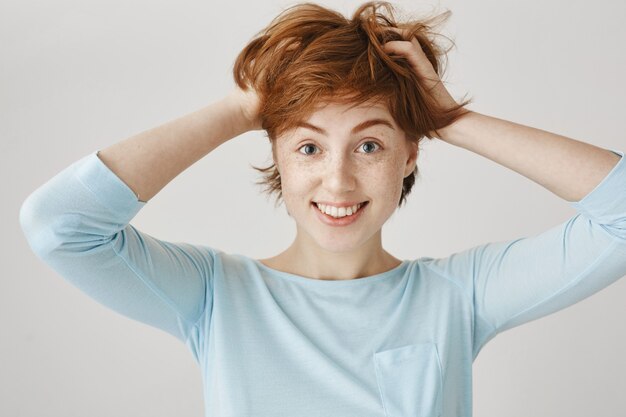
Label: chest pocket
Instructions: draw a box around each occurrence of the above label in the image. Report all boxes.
[373,342,443,417]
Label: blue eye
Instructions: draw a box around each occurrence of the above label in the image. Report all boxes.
[297,141,381,155]
[298,144,319,155]
[359,141,381,153]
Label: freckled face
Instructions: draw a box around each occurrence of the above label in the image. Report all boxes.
[272,100,418,253]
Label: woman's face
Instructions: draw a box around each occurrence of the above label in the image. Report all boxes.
[273,99,419,253]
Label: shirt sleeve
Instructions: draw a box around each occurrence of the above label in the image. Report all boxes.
[19,150,216,346]
[421,149,626,359]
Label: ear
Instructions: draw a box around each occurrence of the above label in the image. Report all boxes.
[403,140,419,178]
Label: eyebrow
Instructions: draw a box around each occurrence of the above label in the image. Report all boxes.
[295,118,396,136]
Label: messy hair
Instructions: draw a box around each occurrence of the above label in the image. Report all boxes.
[233,1,473,208]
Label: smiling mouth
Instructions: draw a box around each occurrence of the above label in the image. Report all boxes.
[311,201,369,218]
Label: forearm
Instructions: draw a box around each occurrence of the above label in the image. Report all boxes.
[97,94,251,202]
[438,111,622,202]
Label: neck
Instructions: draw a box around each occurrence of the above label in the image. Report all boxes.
[274,231,401,281]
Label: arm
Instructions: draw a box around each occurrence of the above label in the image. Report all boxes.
[385,27,626,357]
[97,89,259,203]
[422,150,626,357]
[434,116,626,355]
[382,26,621,202]
[19,89,259,348]
[437,111,622,203]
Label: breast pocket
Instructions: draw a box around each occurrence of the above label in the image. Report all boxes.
[373,342,443,417]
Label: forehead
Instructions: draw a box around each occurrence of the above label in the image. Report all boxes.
[307,99,392,120]
[292,99,398,135]
[273,94,404,143]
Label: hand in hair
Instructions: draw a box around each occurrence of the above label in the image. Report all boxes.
[382,26,459,115]
[227,84,263,132]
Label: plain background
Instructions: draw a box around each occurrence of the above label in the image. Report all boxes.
[3,0,625,415]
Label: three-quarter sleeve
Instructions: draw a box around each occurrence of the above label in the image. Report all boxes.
[19,150,216,345]
[423,149,626,358]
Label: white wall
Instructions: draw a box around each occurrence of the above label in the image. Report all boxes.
[3,0,625,415]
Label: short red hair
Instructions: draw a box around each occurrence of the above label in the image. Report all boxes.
[233,1,473,207]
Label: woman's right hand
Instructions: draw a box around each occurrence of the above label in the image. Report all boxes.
[226,85,262,132]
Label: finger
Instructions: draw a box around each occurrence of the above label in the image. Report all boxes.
[384,26,424,51]
[384,26,413,41]
[383,34,432,69]
[382,40,439,82]
[382,41,413,55]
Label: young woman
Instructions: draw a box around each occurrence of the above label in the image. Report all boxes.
[19,2,625,416]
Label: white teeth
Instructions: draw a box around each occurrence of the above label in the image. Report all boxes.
[315,202,364,218]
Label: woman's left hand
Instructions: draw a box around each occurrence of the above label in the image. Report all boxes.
[382,27,459,113]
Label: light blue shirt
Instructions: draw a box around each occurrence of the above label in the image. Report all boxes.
[19,148,626,417]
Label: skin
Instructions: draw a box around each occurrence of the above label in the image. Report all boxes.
[252,26,621,280]
[257,99,419,281]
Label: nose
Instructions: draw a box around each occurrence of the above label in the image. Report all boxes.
[322,153,357,194]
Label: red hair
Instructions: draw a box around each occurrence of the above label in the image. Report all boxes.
[233,1,473,207]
